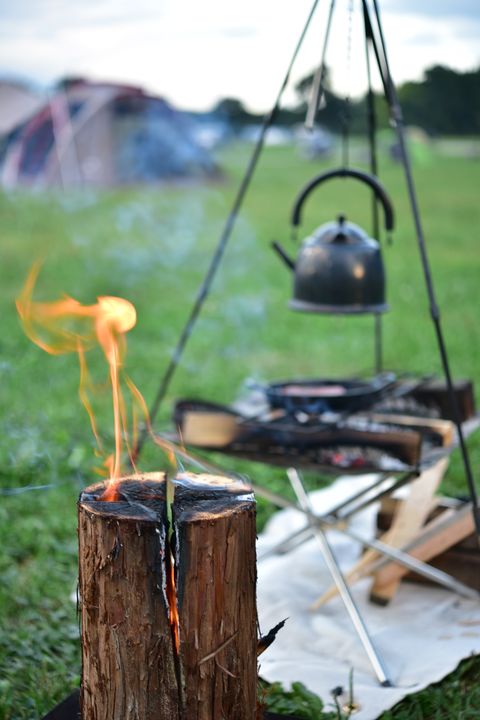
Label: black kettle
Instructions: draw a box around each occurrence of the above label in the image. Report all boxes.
[272,168,395,314]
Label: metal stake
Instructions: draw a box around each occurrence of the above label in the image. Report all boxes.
[287,467,393,687]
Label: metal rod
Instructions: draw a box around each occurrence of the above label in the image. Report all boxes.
[258,525,313,560]
[133,0,323,463]
[258,504,351,560]
[305,0,336,129]
[362,0,380,241]
[251,479,480,599]
[361,0,389,99]
[374,314,383,375]
[327,472,391,516]
[287,468,393,686]
[337,472,418,521]
[362,1,383,375]
[367,0,480,541]
[344,522,479,601]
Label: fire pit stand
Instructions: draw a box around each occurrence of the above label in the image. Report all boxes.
[249,462,480,688]
[171,387,480,685]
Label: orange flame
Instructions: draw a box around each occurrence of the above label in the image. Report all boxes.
[166,558,180,653]
[16,262,140,499]
[16,263,204,653]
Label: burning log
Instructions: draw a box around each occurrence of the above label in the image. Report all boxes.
[174,401,424,467]
[78,472,257,720]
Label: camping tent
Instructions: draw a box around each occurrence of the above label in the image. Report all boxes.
[0,80,43,136]
[0,79,218,189]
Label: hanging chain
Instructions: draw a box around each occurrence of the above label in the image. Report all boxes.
[341,0,355,167]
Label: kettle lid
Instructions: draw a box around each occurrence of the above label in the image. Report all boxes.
[309,215,373,247]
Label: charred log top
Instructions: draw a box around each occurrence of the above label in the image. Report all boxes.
[79,472,253,524]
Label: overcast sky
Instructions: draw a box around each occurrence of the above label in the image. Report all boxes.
[0,0,479,111]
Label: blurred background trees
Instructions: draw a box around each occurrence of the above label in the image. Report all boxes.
[213,64,480,136]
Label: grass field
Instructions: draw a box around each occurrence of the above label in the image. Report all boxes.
[0,140,479,718]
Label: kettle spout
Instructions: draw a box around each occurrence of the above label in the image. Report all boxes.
[271,241,295,271]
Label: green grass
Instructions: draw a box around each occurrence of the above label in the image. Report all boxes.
[0,141,479,718]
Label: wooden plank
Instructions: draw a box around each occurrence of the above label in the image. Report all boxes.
[371,503,475,591]
[366,414,454,446]
[309,459,448,610]
[377,494,462,526]
[178,407,423,465]
[181,411,240,447]
[411,378,475,422]
[406,547,480,591]
[369,458,448,604]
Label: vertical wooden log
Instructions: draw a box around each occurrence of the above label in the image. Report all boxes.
[78,472,257,720]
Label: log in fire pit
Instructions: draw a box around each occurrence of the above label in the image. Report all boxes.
[173,377,476,475]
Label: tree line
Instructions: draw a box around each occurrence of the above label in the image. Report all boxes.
[213,64,480,136]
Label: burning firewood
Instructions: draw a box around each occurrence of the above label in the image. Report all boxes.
[78,471,257,720]
[15,265,263,718]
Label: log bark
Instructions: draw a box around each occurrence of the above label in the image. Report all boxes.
[78,472,257,720]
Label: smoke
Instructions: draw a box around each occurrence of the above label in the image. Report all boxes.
[5,171,274,472]
[107,194,210,283]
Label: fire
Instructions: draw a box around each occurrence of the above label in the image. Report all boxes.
[17,263,196,655]
[16,262,139,499]
[166,556,180,653]
[163,458,180,654]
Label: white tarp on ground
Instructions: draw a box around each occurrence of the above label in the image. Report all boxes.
[256,475,480,719]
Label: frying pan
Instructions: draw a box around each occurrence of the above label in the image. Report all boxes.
[266,372,397,415]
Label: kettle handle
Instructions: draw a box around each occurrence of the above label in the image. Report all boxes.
[291,167,395,232]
